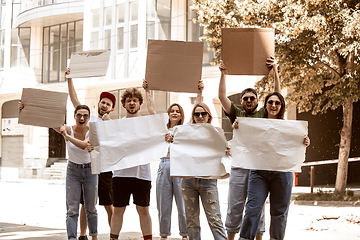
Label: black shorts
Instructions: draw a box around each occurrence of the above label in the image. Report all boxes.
[98,171,113,206]
[112,177,151,207]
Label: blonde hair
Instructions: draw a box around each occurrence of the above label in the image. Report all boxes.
[191,102,212,124]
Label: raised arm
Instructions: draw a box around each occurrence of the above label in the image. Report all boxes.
[266,56,281,93]
[59,125,89,150]
[65,68,81,108]
[195,79,204,105]
[218,60,232,115]
[142,79,157,115]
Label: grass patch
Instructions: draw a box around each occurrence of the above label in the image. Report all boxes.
[295,189,360,201]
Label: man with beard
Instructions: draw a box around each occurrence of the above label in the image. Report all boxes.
[66,68,115,240]
[109,87,153,240]
[218,56,280,240]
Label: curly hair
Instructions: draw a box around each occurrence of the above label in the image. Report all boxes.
[74,104,90,115]
[120,88,143,107]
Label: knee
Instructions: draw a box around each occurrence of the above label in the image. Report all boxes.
[136,206,150,216]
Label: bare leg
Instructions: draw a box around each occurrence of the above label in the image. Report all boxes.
[79,204,87,237]
[104,204,114,227]
[136,205,152,236]
[228,234,235,240]
[110,207,126,238]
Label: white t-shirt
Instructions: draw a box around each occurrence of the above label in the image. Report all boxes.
[112,116,151,181]
[66,127,90,164]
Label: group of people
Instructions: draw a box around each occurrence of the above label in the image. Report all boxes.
[19,56,310,240]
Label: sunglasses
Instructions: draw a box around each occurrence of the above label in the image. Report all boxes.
[267,100,281,106]
[242,96,256,101]
[193,112,208,118]
[75,113,90,119]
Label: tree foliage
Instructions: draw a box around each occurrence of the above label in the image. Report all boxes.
[192,0,360,115]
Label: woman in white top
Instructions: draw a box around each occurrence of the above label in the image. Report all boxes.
[59,105,98,240]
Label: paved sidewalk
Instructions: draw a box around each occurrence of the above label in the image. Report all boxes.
[1,161,360,240]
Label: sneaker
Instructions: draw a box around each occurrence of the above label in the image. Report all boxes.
[78,236,88,240]
[160,238,167,240]
[182,237,188,240]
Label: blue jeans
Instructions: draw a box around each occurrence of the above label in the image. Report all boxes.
[156,157,188,237]
[239,170,293,240]
[66,161,98,240]
[181,178,227,240]
[225,168,265,236]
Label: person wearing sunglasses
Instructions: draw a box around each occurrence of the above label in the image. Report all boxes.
[142,78,203,240]
[236,92,310,240]
[218,56,280,240]
[177,102,228,240]
[66,68,116,240]
[55,104,98,240]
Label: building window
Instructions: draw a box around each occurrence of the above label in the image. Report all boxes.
[116,2,125,51]
[129,0,138,49]
[0,29,5,69]
[42,20,83,83]
[11,28,31,68]
[146,0,171,41]
[186,1,212,65]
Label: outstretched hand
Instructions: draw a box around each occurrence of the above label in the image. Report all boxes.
[198,79,204,91]
[219,60,228,74]
[266,55,278,72]
[232,119,239,129]
[142,79,148,90]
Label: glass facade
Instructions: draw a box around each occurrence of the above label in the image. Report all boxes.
[11,28,31,68]
[146,0,171,41]
[42,20,83,83]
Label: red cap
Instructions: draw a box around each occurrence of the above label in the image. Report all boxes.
[100,92,116,108]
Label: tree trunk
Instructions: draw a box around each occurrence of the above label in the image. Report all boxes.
[334,98,353,194]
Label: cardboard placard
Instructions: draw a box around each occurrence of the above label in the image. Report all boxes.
[221,28,274,75]
[145,40,203,93]
[18,88,68,128]
[66,49,111,78]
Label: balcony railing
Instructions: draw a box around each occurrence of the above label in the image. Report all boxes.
[19,0,80,12]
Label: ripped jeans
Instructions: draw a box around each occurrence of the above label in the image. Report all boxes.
[181,178,227,240]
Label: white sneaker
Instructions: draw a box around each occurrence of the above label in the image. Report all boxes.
[160,238,167,240]
[182,237,188,240]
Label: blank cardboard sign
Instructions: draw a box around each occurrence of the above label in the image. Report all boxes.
[19,88,68,128]
[221,28,274,75]
[66,49,111,78]
[145,40,203,93]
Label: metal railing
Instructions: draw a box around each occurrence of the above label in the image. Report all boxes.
[301,157,360,193]
[19,0,80,12]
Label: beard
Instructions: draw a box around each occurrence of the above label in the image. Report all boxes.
[98,108,110,117]
[126,107,140,115]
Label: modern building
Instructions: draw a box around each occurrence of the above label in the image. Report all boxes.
[0,0,262,180]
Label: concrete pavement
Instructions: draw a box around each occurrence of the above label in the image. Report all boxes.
[1,161,360,240]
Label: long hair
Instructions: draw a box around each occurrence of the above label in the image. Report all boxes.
[263,92,286,119]
[167,103,185,128]
[191,102,213,124]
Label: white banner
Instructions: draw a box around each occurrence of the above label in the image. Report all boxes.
[231,117,308,172]
[170,124,231,179]
[89,113,169,174]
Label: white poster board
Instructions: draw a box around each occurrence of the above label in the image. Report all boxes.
[231,117,308,172]
[89,113,169,174]
[170,124,231,179]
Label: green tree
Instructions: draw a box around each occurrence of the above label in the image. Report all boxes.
[192,0,360,193]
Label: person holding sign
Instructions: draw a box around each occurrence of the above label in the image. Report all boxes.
[142,79,203,240]
[57,105,98,240]
[109,88,153,240]
[236,92,310,240]
[175,102,228,240]
[218,56,280,240]
[66,68,115,240]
